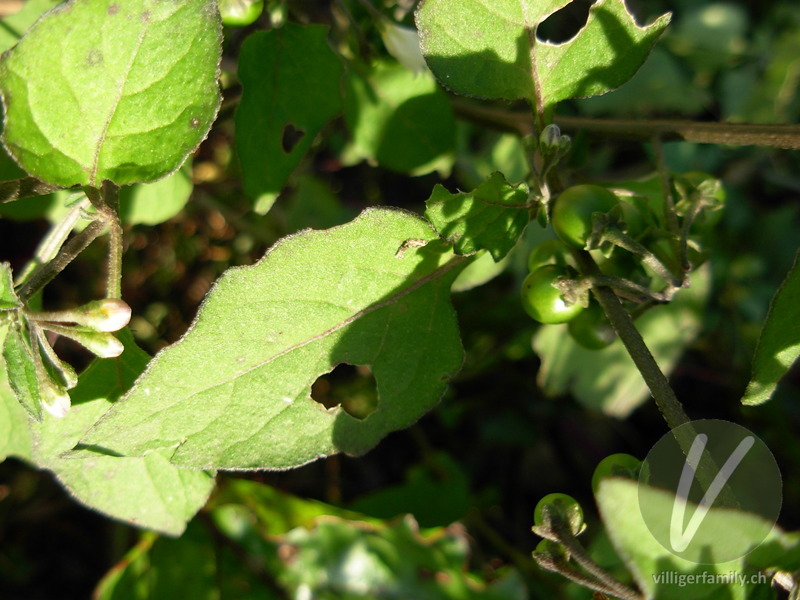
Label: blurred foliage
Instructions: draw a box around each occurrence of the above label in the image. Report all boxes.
[0,0,799,599]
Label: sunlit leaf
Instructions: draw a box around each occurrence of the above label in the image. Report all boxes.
[425,171,529,261]
[74,209,465,470]
[0,0,221,187]
[416,0,669,109]
[743,251,800,405]
[596,478,771,600]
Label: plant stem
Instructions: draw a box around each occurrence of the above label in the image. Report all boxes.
[599,228,684,288]
[17,219,106,301]
[546,515,644,600]
[651,137,681,238]
[572,250,691,431]
[14,195,91,287]
[85,184,123,298]
[450,99,800,149]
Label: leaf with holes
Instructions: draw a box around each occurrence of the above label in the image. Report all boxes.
[236,23,344,214]
[344,60,455,175]
[424,172,529,261]
[73,208,465,470]
[0,0,221,188]
[415,0,670,108]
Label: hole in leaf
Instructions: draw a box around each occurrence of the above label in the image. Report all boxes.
[281,124,306,153]
[536,0,594,44]
[311,363,378,420]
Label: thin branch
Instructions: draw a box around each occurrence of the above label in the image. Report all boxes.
[451,99,800,149]
[572,250,691,432]
[17,220,106,301]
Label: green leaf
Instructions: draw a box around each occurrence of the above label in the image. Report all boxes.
[742,251,800,405]
[0,0,63,54]
[28,331,214,535]
[534,264,710,417]
[2,320,43,420]
[415,0,670,108]
[747,527,800,572]
[596,478,770,600]
[425,172,529,262]
[344,61,455,175]
[0,262,20,312]
[118,161,193,226]
[0,0,222,188]
[74,208,465,470]
[236,24,343,214]
[0,323,33,462]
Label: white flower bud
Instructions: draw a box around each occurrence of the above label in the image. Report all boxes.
[379,22,428,75]
[28,298,132,333]
[41,381,71,418]
[74,298,132,332]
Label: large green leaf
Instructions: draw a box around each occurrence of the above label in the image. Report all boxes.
[0,329,214,534]
[596,478,771,600]
[28,331,214,535]
[236,24,343,214]
[533,265,710,417]
[424,171,529,261]
[415,0,670,108]
[742,251,800,405]
[344,61,455,175]
[0,0,221,188]
[75,209,466,470]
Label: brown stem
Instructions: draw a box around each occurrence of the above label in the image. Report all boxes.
[451,99,800,149]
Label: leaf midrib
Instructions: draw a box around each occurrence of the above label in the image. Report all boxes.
[88,19,149,187]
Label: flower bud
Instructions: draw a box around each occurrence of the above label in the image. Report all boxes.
[73,298,132,332]
[540,124,562,150]
[379,22,428,74]
[40,380,71,418]
[41,323,125,358]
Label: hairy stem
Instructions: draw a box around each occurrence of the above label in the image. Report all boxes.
[572,250,691,431]
[14,195,91,287]
[17,219,106,301]
[547,513,644,600]
[86,184,124,299]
